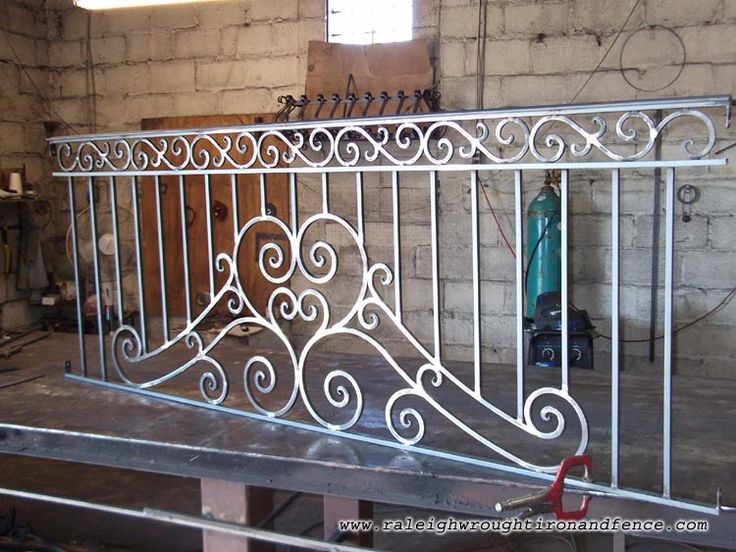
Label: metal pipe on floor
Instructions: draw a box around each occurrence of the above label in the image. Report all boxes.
[0,486,374,552]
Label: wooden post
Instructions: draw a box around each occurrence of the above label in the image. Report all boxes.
[200,479,274,552]
[323,496,373,547]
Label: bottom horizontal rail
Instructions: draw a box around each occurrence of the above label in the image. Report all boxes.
[0,486,372,552]
[62,373,722,517]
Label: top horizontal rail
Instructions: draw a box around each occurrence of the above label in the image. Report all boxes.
[48,95,732,174]
[48,96,732,143]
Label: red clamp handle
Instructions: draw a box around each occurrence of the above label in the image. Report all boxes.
[548,454,592,520]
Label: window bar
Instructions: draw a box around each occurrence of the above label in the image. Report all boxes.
[108,177,124,328]
[355,172,364,245]
[87,177,106,380]
[663,167,675,499]
[392,171,402,322]
[154,176,169,342]
[204,175,214,301]
[230,173,239,240]
[67,177,87,376]
[470,171,481,396]
[514,170,524,420]
[611,169,620,488]
[179,176,192,324]
[131,176,147,354]
[560,169,569,392]
[430,171,441,361]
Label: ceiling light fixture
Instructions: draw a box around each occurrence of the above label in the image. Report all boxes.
[73,0,217,10]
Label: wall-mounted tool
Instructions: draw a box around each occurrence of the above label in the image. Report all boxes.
[677,184,701,223]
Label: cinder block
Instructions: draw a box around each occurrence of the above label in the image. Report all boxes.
[485,39,530,76]
[248,0,298,22]
[569,0,645,34]
[645,0,721,27]
[148,62,195,93]
[677,25,736,64]
[298,0,325,19]
[0,122,27,154]
[273,22,301,56]
[221,25,273,56]
[125,32,173,62]
[197,1,250,28]
[440,41,471,78]
[148,4,198,29]
[530,34,608,75]
[1,299,35,330]
[172,28,222,59]
[499,74,570,105]
[49,39,85,68]
[504,2,569,37]
[100,64,150,96]
[441,5,503,39]
[90,36,126,65]
[708,214,735,251]
[196,57,297,90]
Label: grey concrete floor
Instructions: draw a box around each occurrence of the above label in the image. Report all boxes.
[0,455,728,552]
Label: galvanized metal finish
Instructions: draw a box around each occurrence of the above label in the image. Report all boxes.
[49,97,731,514]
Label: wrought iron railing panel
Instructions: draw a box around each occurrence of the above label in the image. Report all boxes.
[50,96,732,515]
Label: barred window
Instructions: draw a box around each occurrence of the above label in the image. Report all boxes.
[327,0,413,44]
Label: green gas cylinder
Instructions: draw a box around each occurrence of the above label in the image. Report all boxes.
[526,175,561,317]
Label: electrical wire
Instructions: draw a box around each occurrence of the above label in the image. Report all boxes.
[0,28,80,135]
[569,0,642,103]
[479,179,516,258]
[596,286,736,343]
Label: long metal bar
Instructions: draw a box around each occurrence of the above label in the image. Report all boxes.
[471,171,481,396]
[131,176,147,353]
[179,175,192,324]
[0,487,371,552]
[51,158,727,179]
[355,172,364,244]
[154,176,169,341]
[611,169,620,488]
[59,376,721,516]
[67,177,87,376]
[430,171,441,361]
[514,170,524,420]
[87,177,106,380]
[649,110,663,363]
[663,167,675,499]
[260,173,267,217]
[560,169,569,392]
[204,174,214,301]
[322,173,329,213]
[289,173,298,235]
[230,173,239,239]
[392,171,402,322]
[48,95,731,143]
[108,176,124,327]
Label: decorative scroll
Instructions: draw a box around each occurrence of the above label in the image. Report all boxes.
[110,204,588,473]
[51,99,727,173]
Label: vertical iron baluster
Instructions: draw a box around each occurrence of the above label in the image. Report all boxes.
[155,176,168,342]
[179,175,192,324]
[663,167,675,499]
[560,169,569,392]
[68,177,87,376]
[109,177,124,327]
[260,173,267,217]
[231,173,239,240]
[204,175,214,301]
[430,171,441,361]
[392,171,402,322]
[322,173,329,213]
[514,170,524,420]
[87,177,106,380]
[355,172,364,245]
[289,173,298,235]
[611,169,620,488]
[131,176,147,353]
[471,171,481,396]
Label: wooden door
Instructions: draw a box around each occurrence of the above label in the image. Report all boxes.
[139,114,289,322]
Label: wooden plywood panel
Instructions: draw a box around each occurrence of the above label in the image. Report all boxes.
[139,114,289,320]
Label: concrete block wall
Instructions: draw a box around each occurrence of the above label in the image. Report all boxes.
[13,0,734,376]
[0,0,51,330]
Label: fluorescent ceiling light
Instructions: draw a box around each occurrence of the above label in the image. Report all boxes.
[74,0,217,10]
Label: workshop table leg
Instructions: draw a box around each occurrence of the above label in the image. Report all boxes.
[323,496,373,547]
[201,478,274,552]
